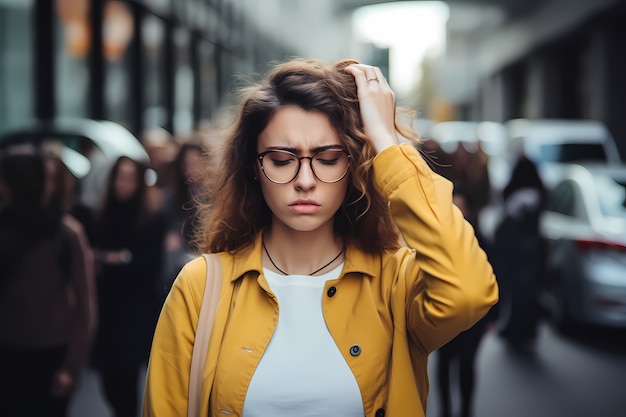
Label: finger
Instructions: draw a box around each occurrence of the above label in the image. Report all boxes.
[366,74,381,88]
[363,66,380,85]
[373,67,389,89]
[346,64,385,92]
[344,64,368,87]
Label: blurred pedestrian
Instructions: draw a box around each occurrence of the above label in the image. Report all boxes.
[90,156,167,417]
[424,138,492,215]
[491,155,546,352]
[443,141,491,213]
[161,142,205,291]
[142,127,178,189]
[0,144,97,417]
[142,58,498,416]
[435,183,496,417]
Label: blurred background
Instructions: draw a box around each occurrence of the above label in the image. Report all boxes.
[1,1,626,416]
[1,0,625,141]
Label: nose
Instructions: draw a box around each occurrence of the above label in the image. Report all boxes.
[294,157,316,189]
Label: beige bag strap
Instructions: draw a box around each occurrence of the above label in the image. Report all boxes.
[188,254,222,417]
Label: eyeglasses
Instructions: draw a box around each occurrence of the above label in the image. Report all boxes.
[257,149,350,184]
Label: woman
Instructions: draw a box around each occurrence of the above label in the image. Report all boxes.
[143,59,498,417]
[0,145,97,417]
[161,142,205,291]
[491,155,546,352]
[91,156,166,417]
[435,183,496,417]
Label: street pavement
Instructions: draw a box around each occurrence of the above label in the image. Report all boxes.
[427,322,626,417]
[69,367,145,417]
[69,322,626,417]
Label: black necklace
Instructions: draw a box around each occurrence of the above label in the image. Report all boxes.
[262,240,343,276]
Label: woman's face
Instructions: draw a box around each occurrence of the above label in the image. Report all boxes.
[182,148,203,181]
[114,158,140,201]
[256,105,349,234]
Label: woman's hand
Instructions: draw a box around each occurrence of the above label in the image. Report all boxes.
[51,369,76,397]
[344,64,399,154]
[96,249,133,264]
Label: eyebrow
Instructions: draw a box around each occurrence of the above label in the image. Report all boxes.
[264,144,345,153]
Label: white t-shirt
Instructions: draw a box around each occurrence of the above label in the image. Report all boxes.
[242,264,364,417]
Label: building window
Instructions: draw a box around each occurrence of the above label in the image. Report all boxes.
[142,13,167,130]
[103,0,136,130]
[0,0,34,131]
[173,27,194,134]
[55,0,90,118]
[196,39,219,123]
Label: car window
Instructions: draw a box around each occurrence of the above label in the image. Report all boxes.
[546,180,577,216]
[539,143,607,163]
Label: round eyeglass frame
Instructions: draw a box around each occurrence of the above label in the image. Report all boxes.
[256,149,351,184]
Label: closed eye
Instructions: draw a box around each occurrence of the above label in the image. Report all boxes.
[315,151,342,165]
[269,153,296,167]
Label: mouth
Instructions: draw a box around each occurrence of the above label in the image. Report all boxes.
[289,200,321,214]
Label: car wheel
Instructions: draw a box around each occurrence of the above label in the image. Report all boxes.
[547,279,576,335]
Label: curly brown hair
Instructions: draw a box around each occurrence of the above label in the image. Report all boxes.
[195,58,420,254]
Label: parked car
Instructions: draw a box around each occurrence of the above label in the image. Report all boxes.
[0,117,154,208]
[505,118,623,189]
[539,163,626,332]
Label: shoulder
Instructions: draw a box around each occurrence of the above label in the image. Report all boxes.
[183,255,209,276]
[59,214,94,260]
[62,213,85,232]
[61,214,89,243]
[169,254,228,313]
[176,255,211,295]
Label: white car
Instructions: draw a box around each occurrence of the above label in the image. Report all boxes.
[0,118,155,208]
[539,163,626,331]
[505,118,623,189]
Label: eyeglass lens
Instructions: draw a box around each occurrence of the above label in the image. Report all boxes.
[260,150,349,183]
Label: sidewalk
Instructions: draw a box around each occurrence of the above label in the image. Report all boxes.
[69,367,146,417]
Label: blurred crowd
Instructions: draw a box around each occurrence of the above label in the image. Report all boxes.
[419,132,546,417]
[0,125,214,417]
[0,118,547,417]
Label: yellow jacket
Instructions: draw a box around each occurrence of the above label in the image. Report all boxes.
[143,144,498,417]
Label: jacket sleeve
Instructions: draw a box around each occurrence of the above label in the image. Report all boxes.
[373,143,499,354]
[142,257,206,417]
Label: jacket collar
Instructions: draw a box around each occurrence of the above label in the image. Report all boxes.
[228,232,379,282]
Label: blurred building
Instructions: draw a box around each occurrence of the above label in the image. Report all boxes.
[0,0,362,138]
[2,0,626,158]
[435,0,626,158]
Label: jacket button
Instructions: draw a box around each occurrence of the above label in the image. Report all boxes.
[349,344,361,356]
[375,408,385,417]
[327,286,337,297]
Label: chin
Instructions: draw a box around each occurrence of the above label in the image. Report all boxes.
[277,217,334,234]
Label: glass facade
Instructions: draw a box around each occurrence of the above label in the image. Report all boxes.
[142,13,167,130]
[0,0,34,131]
[0,0,294,138]
[196,40,219,124]
[104,0,136,131]
[173,27,194,134]
[55,0,90,118]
